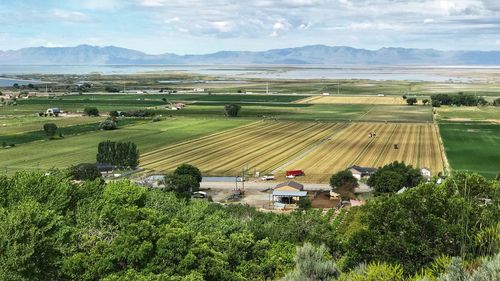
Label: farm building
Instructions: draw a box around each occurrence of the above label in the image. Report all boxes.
[272,181,307,204]
[420,167,432,180]
[46,108,61,116]
[348,165,377,180]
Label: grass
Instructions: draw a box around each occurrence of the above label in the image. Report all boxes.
[0,118,145,145]
[439,122,500,179]
[0,117,251,174]
[436,106,500,121]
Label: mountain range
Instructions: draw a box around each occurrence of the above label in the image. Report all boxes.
[0,44,499,65]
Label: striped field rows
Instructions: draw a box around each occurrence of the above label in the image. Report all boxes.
[141,121,445,182]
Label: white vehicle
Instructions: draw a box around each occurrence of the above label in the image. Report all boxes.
[285,175,295,179]
[261,175,275,181]
[192,191,208,198]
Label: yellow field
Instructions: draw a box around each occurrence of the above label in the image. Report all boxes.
[141,121,445,183]
[296,95,405,105]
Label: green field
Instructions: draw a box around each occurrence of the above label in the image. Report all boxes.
[0,117,251,174]
[439,122,500,178]
[436,106,500,121]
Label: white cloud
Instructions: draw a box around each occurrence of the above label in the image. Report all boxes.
[270,20,290,37]
[51,9,89,22]
[210,21,233,33]
[423,18,435,24]
[138,0,167,7]
[164,17,180,24]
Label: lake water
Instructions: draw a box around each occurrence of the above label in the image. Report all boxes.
[0,78,44,87]
[0,64,495,82]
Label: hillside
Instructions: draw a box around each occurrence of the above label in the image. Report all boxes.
[1,44,500,65]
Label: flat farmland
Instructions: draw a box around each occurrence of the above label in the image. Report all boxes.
[280,123,445,182]
[0,117,250,173]
[439,122,500,179]
[141,121,347,175]
[296,95,405,105]
[141,121,445,183]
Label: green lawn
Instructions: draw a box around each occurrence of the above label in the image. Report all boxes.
[436,106,500,121]
[439,122,500,179]
[0,118,145,145]
[166,104,432,122]
[0,117,251,173]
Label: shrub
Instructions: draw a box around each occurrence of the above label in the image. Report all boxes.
[43,123,58,139]
[152,115,162,122]
[84,107,99,117]
[69,163,101,181]
[224,104,241,117]
[406,97,417,105]
[99,120,117,130]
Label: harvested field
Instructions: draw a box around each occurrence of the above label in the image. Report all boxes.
[141,121,445,183]
[296,95,405,105]
[141,121,347,175]
[281,123,445,182]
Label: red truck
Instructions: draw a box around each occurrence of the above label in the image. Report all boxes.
[285,170,304,178]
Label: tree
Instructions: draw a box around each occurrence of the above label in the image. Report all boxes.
[370,170,405,194]
[367,161,423,195]
[402,95,407,100]
[330,170,358,190]
[109,111,119,118]
[344,172,499,273]
[224,104,241,117]
[174,164,202,184]
[84,107,99,116]
[493,98,500,107]
[406,97,417,105]
[297,197,312,210]
[69,163,101,181]
[0,200,67,281]
[422,99,429,105]
[282,243,339,281]
[162,174,199,199]
[43,123,58,139]
[99,120,117,130]
[432,100,441,107]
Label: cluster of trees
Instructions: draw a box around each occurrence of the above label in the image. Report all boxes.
[0,170,497,280]
[110,109,156,117]
[161,164,203,199]
[367,161,423,195]
[104,86,121,93]
[431,93,488,107]
[402,96,429,106]
[224,104,242,117]
[96,141,139,168]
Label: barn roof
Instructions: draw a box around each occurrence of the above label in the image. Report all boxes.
[349,165,377,174]
[274,181,304,191]
[272,190,308,197]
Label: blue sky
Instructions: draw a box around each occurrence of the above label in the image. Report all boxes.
[0,0,499,54]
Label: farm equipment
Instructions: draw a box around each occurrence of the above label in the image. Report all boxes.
[285,170,304,178]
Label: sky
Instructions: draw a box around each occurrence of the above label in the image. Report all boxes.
[0,0,499,54]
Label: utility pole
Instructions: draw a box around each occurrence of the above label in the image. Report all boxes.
[337,83,340,95]
[266,82,269,94]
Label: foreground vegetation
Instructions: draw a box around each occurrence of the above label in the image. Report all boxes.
[0,170,497,280]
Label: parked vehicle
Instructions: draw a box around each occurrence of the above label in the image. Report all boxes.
[261,175,275,181]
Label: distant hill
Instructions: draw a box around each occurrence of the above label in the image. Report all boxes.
[1,44,499,65]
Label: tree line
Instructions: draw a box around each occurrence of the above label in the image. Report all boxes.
[0,168,497,280]
[96,140,139,168]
